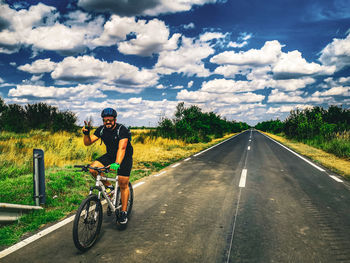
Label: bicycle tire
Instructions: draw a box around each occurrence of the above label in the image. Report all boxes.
[72,194,103,252]
[116,182,134,216]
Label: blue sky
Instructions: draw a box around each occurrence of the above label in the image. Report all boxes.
[0,0,349,127]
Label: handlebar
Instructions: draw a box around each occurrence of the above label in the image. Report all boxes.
[74,165,111,173]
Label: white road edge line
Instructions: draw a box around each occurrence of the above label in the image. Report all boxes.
[329,175,343,183]
[154,171,167,177]
[260,132,325,172]
[239,169,247,188]
[194,132,243,157]
[171,163,181,168]
[0,179,146,259]
[184,157,191,162]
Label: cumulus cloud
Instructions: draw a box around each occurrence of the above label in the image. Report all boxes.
[319,32,350,71]
[0,2,57,54]
[155,36,214,77]
[93,15,180,57]
[78,0,221,17]
[211,40,283,66]
[266,104,313,114]
[268,89,330,103]
[50,55,159,91]
[18,58,56,74]
[0,2,104,55]
[272,50,335,79]
[312,86,350,97]
[8,84,106,100]
[188,81,194,88]
[177,89,264,104]
[212,39,336,81]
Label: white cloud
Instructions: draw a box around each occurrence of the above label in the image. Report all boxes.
[266,104,313,114]
[156,84,166,89]
[172,85,184,89]
[339,76,350,84]
[319,32,350,71]
[272,50,335,79]
[183,22,195,30]
[268,89,331,103]
[271,77,316,91]
[214,65,251,78]
[50,55,159,91]
[188,81,194,88]
[155,36,214,77]
[312,86,350,96]
[211,40,283,66]
[18,58,56,74]
[267,89,305,103]
[228,32,252,48]
[8,84,106,99]
[78,0,222,16]
[199,32,226,42]
[0,2,104,55]
[201,78,254,93]
[93,15,181,57]
[176,89,264,104]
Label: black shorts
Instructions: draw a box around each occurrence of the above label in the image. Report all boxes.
[96,153,133,177]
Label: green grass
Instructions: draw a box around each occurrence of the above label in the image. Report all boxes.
[0,161,169,249]
[0,132,239,249]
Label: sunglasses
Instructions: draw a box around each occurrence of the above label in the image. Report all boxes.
[103,118,115,123]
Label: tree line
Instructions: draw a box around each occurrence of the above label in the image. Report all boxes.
[0,97,77,133]
[155,102,250,143]
[255,105,350,140]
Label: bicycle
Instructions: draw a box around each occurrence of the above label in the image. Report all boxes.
[72,165,134,252]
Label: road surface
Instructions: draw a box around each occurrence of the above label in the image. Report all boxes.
[2,130,350,262]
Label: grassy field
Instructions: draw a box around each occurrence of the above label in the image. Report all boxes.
[262,131,350,180]
[0,129,237,248]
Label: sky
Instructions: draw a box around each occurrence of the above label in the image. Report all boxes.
[0,0,349,127]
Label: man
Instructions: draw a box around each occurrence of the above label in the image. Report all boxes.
[82,108,133,224]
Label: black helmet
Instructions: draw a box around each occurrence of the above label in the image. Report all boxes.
[101,108,117,118]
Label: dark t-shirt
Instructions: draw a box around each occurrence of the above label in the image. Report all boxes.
[94,124,133,161]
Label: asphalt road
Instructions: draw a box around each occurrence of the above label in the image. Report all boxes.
[2,130,350,263]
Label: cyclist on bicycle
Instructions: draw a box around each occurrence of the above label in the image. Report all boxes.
[82,108,133,224]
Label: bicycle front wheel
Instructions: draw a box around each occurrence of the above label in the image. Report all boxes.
[72,194,103,252]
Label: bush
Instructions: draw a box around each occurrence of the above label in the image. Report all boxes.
[0,97,77,133]
[155,102,249,143]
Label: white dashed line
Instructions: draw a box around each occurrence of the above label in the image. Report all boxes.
[184,157,191,161]
[239,169,247,188]
[329,175,343,183]
[171,163,181,168]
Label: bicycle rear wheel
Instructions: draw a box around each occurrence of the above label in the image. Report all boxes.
[72,194,103,251]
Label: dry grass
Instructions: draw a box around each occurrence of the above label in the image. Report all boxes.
[263,132,350,180]
[0,130,237,177]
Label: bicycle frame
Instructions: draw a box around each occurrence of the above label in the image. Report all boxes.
[90,174,120,213]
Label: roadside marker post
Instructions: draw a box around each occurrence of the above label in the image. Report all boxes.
[33,149,46,206]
